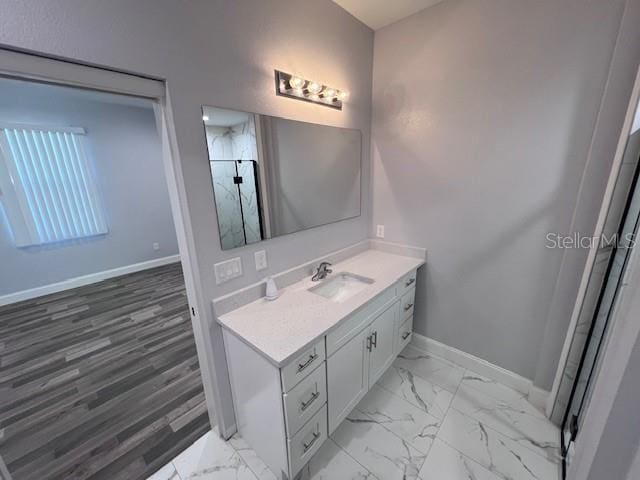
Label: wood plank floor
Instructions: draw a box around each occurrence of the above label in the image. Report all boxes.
[0,263,210,480]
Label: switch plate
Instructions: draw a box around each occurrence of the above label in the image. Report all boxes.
[153,242,160,251]
[254,250,268,271]
[376,225,385,238]
[214,257,243,284]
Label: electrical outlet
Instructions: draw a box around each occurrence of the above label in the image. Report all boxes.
[214,257,243,284]
[376,224,385,238]
[254,250,268,271]
[153,242,160,251]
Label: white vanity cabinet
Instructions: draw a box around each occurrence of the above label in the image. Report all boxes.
[222,264,419,480]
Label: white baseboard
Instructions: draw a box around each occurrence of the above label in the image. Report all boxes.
[0,254,181,306]
[411,333,550,414]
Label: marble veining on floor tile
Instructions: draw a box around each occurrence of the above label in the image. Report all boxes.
[172,431,257,480]
[377,364,454,419]
[459,370,527,405]
[452,384,561,463]
[392,345,465,393]
[228,434,277,480]
[299,439,375,480]
[332,412,426,480]
[418,439,502,480]
[437,409,559,480]
[355,384,440,454]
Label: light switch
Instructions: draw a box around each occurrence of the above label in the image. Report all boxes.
[254,250,268,271]
[376,225,385,238]
[215,257,243,284]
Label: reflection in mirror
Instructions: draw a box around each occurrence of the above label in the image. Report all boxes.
[202,106,361,250]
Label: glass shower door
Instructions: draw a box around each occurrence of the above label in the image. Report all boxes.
[560,96,640,475]
[210,160,263,249]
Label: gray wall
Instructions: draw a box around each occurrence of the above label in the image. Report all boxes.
[371,0,630,385]
[0,78,178,296]
[0,0,374,431]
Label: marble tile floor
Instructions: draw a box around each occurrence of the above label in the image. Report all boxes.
[147,344,561,480]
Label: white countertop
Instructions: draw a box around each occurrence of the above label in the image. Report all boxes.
[217,249,424,366]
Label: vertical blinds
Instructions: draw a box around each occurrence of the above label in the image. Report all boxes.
[0,124,107,246]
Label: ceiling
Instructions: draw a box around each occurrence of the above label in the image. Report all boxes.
[333,0,445,30]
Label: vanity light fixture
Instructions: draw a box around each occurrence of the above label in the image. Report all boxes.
[275,70,348,110]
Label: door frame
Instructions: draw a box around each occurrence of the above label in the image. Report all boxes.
[0,48,230,437]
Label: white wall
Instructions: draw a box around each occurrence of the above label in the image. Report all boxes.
[0,0,374,432]
[370,0,632,386]
[0,78,178,297]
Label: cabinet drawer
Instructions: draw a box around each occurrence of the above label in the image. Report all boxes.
[281,340,325,392]
[399,269,417,293]
[288,404,328,478]
[400,287,415,320]
[326,286,396,356]
[283,362,326,437]
[395,315,414,354]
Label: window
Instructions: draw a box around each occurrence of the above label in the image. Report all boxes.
[0,124,107,247]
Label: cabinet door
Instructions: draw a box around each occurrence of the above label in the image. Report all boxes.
[368,301,398,385]
[327,328,370,434]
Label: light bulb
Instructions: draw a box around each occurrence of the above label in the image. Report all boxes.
[323,88,336,100]
[294,87,304,96]
[289,76,305,89]
[337,90,349,101]
[202,115,210,121]
[307,81,322,94]
[309,93,320,101]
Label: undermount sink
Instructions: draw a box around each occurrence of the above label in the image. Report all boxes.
[308,272,374,302]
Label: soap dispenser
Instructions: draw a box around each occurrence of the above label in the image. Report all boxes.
[265,276,279,301]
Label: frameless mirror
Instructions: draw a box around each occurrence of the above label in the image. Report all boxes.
[202,106,361,250]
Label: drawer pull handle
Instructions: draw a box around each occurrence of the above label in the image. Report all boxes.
[302,430,321,453]
[404,303,414,311]
[297,353,318,372]
[405,278,415,287]
[371,331,378,349]
[300,391,320,411]
[402,331,411,340]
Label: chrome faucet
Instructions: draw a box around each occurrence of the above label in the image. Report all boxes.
[311,262,332,281]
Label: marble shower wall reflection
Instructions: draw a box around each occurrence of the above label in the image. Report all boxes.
[206,114,262,249]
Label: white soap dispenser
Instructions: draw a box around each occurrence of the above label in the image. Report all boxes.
[265,276,279,301]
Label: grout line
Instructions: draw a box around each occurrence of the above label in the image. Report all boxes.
[326,437,381,480]
[171,461,183,480]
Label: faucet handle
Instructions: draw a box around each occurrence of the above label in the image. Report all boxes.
[318,262,332,274]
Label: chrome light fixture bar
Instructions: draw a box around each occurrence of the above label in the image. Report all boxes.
[275,70,349,110]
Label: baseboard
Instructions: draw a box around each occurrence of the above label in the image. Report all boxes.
[411,333,550,414]
[0,254,180,306]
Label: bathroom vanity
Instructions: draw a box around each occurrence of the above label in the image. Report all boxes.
[218,249,423,479]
